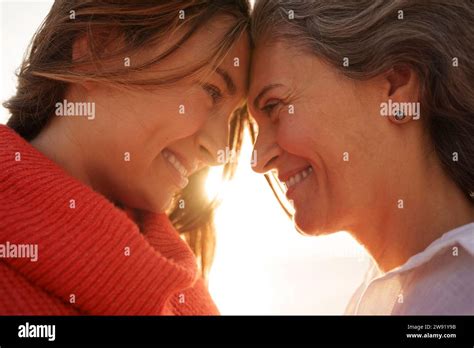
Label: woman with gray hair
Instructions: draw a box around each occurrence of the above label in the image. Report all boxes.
[249,0,474,314]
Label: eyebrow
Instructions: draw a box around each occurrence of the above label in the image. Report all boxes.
[252,84,283,110]
[216,67,236,95]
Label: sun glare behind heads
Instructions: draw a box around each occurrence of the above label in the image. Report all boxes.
[206,133,370,314]
[205,165,225,201]
[205,131,255,202]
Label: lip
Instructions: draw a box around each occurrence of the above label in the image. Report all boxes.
[278,165,314,198]
[161,149,197,189]
[278,165,312,183]
[162,148,196,175]
[286,181,301,198]
[162,156,188,189]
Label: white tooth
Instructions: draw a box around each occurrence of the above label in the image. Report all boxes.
[295,173,302,183]
[289,177,295,187]
[302,170,308,178]
[169,154,176,165]
[308,167,313,173]
[163,150,190,178]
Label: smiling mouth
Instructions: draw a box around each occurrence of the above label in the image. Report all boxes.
[283,166,313,190]
[162,149,189,189]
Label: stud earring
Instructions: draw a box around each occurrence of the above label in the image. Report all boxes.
[394,110,405,121]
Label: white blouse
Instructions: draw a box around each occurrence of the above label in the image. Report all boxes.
[345,222,474,315]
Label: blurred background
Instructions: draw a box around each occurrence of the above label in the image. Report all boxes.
[0,0,371,314]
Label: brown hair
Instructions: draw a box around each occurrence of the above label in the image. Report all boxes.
[3,0,251,277]
[251,0,474,204]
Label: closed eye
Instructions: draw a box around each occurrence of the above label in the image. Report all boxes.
[203,83,223,105]
[261,99,281,120]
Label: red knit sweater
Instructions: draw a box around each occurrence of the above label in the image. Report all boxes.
[0,125,219,315]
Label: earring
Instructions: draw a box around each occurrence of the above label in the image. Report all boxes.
[394,110,405,121]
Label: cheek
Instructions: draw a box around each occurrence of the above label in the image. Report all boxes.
[277,119,306,156]
[277,109,323,161]
[277,109,351,196]
[131,93,210,151]
[280,98,355,166]
[90,93,211,185]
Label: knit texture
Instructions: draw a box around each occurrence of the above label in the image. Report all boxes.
[0,125,219,315]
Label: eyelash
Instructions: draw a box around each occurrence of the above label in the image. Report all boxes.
[203,84,223,105]
[261,100,281,121]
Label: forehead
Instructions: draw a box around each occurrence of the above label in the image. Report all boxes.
[194,16,251,95]
[249,40,341,98]
[249,41,302,93]
[137,15,250,87]
[221,33,251,92]
[180,15,246,61]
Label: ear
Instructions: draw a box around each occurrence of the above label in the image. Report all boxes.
[71,35,96,91]
[382,65,420,124]
[385,65,419,100]
[72,30,121,61]
[71,30,126,91]
[72,35,89,62]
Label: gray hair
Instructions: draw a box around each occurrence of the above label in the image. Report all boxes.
[251,0,474,202]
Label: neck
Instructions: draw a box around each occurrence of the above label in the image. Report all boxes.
[30,118,138,218]
[30,118,94,188]
[352,160,474,273]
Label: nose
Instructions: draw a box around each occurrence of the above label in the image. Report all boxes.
[196,113,230,167]
[252,122,281,174]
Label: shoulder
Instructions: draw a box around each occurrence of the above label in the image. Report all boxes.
[393,244,474,315]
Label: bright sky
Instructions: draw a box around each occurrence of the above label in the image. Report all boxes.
[0,0,371,314]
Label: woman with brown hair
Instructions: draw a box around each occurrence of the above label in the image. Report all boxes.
[249,0,474,314]
[0,0,250,315]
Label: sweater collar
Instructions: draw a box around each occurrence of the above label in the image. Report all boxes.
[0,125,198,314]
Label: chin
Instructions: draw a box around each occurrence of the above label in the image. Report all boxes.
[123,186,173,214]
[293,209,333,237]
[143,193,174,213]
[293,210,318,236]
